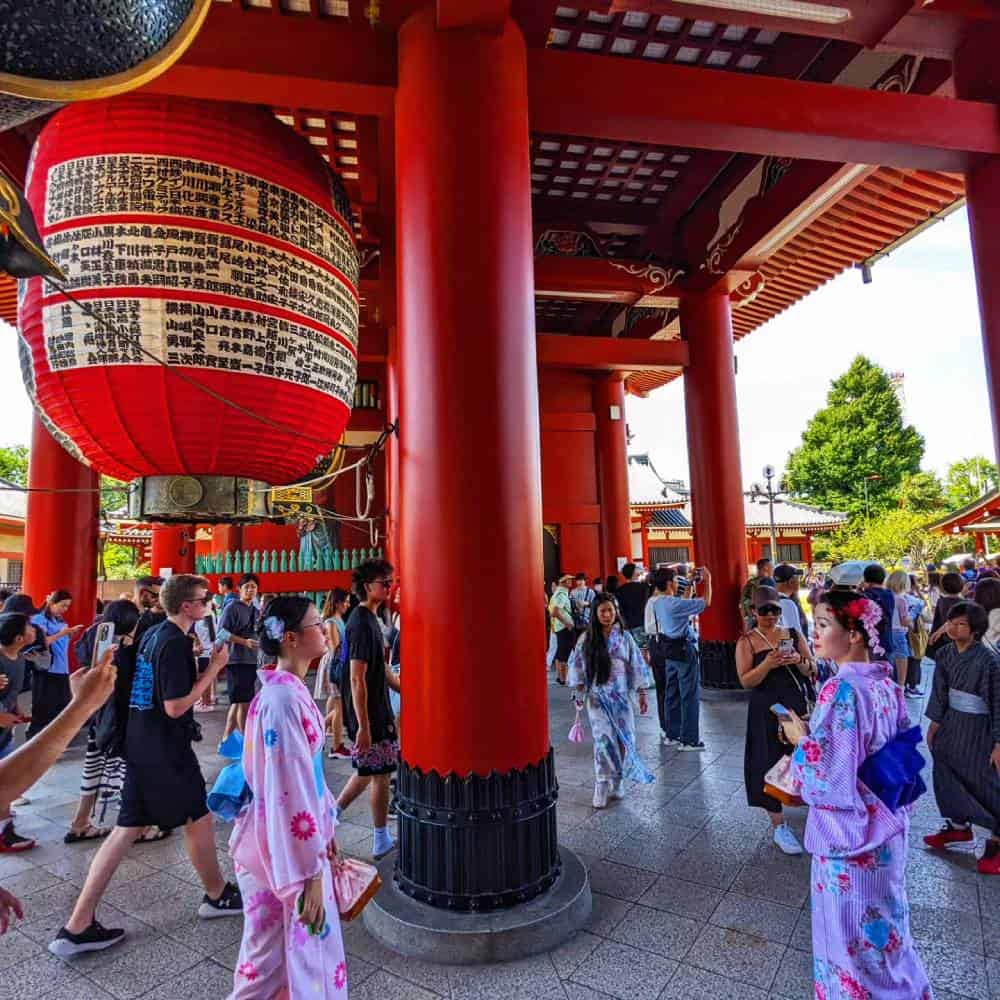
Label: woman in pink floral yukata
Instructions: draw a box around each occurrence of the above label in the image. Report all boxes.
[780,589,932,1000]
[227,595,348,999]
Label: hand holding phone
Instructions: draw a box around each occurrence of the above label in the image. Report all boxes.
[770,703,792,720]
[92,621,115,668]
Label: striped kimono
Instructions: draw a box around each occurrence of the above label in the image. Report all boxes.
[790,662,932,1000]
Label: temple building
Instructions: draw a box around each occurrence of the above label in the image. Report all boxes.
[628,454,848,567]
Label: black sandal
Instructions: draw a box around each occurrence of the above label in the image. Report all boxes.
[64,825,111,844]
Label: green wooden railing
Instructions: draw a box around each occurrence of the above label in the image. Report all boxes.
[195,546,383,576]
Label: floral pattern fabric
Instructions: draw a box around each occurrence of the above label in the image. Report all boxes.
[228,669,346,999]
[790,661,932,999]
[567,627,654,784]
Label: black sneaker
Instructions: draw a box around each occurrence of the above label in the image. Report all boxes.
[198,881,243,919]
[0,821,36,853]
[48,920,125,957]
[678,741,707,752]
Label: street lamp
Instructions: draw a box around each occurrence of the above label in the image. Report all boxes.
[746,465,787,563]
[862,474,882,521]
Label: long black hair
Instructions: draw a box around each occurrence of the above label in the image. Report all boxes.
[102,599,140,638]
[582,593,622,688]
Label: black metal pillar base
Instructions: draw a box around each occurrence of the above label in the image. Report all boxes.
[394,749,560,911]
[700,639,741,690]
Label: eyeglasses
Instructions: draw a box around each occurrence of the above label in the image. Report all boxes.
[186,595,213,606]
[300,621,326,632]
[139,588,159,600]
[377,578,394,587]
[757,605,782,616]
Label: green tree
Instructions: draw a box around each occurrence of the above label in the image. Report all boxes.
[825,508,958,568]
[897,471,946,514]
[944,455,999,509]
[0,444,28,485]
[786,356,924,519]
[100,542,149,581]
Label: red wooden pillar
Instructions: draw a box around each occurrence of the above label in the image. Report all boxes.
[956,29,1000,467]
[681,291,747,683]
[23,417,99,629]
[384,323,401,568]
[150,524,196,576]
[594,374,632,576]
[394,4,557,910]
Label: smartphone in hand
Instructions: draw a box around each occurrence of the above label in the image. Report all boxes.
[92,621,115,667]
[770,703,793,720]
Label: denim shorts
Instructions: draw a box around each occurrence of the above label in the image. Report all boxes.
[890,629,911,660]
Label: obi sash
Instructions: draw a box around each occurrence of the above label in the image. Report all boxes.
[948,690,989,715]
[858,724,927,813]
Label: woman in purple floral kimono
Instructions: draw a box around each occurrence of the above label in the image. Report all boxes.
[568,594,654,809]
[781,589,932,1000]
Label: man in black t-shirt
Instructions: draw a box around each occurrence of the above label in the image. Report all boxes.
[50,575,242,958]
[616,562,650,638]
[336,559,400,860]
[218,573,260,744]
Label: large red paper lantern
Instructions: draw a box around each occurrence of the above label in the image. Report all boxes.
[18,94,358,489]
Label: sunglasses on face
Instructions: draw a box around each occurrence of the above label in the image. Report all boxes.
[757,605,782,616]
[186,595,213,606]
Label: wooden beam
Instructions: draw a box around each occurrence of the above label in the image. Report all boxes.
[527,49,1000,172]
[534,256,682,305]
[536,333,688,371]
[437,0,510,31]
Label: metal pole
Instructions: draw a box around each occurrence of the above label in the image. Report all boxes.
[864,477,870,522]
[766,470,778,562]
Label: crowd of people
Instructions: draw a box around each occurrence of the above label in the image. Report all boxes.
[551,552,999,999]
[0,542,996,997]
[0,556,401,997]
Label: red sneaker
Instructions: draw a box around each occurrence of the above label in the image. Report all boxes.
[977,841,1000,875]
[328,744,352,760]
[0,821,36,853]
[923,823,974,851]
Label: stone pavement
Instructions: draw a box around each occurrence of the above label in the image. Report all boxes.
[2,671,998,1000]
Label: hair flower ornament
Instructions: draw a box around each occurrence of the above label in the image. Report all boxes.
[846,597,885,657]
[263,616,285,641]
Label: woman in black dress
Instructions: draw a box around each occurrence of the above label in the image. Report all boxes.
[737,586,815,855]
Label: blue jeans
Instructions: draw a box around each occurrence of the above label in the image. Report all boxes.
[664,641,701,745]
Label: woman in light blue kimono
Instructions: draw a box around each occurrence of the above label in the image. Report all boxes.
[568,594,654,808]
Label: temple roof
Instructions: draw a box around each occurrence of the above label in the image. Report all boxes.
[927,487,1000,533]
[0,478,26,522]
[628,453,688,505]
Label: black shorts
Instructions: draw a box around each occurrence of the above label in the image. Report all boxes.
[117,756,208,830]
[351,739,399,777]
[196,657,210,674]
[227,663,257,704]
[555,629,575,662]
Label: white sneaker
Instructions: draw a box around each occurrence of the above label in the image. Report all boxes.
[610,779,625,800]
[773,823,803,855]
[592,781,609,809]
[660,732,680,746]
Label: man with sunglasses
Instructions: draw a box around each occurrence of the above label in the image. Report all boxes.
[51,575,241,957]
[336,558,400,860]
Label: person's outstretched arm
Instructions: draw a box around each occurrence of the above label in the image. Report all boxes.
[0,649,116,806]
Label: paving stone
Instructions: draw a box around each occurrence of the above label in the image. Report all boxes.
[769,946,812,998]
[730,859,810,908]
[548,929,602,978]
[139,959,235,1000]
[911,901,984,953]
[634,874,725,923]
[709,892,800,944]
[350,969,442,1000]
[582,892,632,936]
[608,902,701,960]
[661,963,769,1000]
[918,939,990,1000]
[83,936,204,999]
[684,923,785,990]
[448,953,562,1000]
[5,952,84,1000]
[0,928,46,971]
[586,860,657,901]
[0,865,66,898]
[569,939,678,1000]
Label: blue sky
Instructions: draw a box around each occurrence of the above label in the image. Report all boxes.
[0,206,992,486]
[626,206,993,486]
